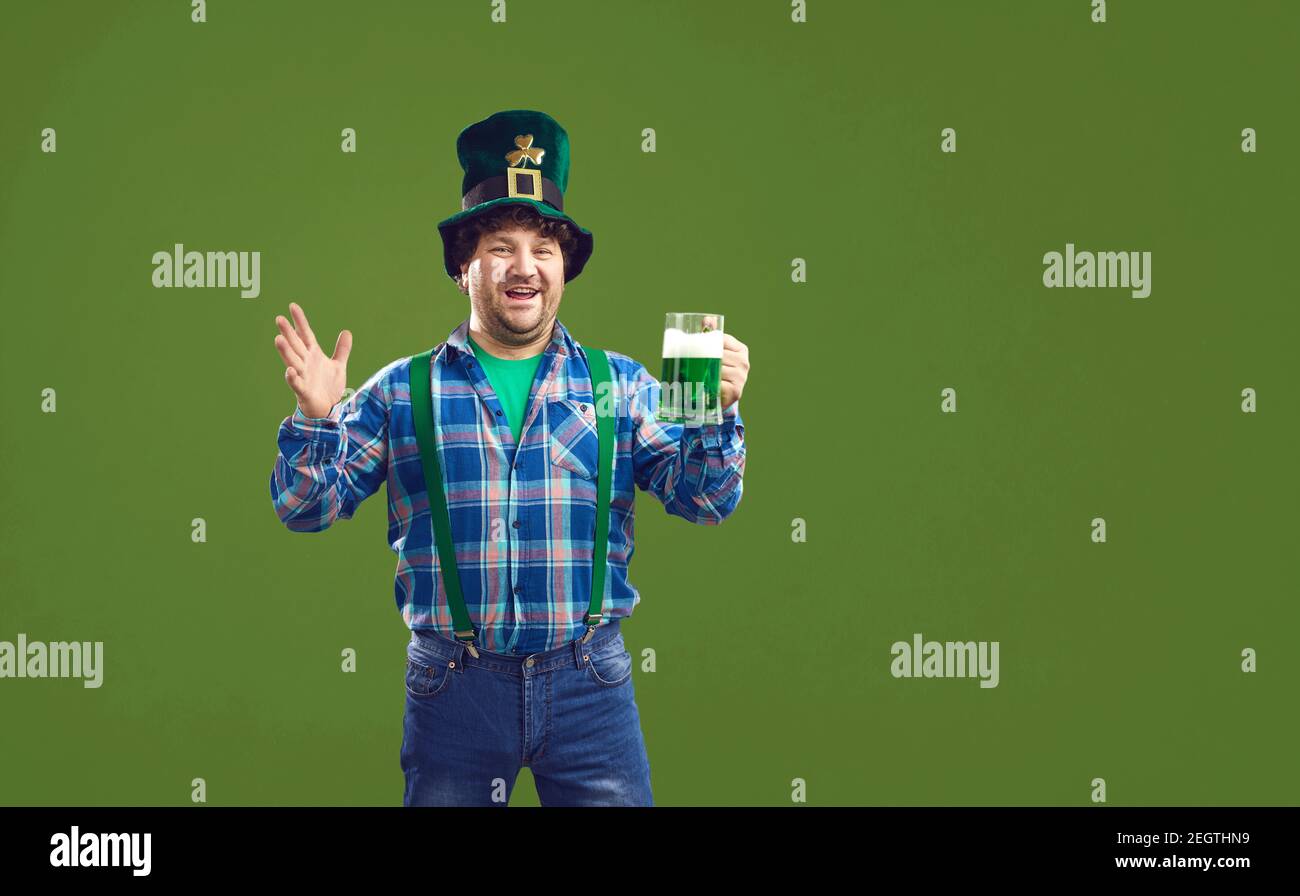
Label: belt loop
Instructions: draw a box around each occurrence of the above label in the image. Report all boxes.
[572,630,588,670]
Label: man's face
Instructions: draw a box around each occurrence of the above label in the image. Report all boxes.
[458,223,564,346]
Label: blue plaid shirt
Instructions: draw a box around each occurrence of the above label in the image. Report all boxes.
[270,317,746,654]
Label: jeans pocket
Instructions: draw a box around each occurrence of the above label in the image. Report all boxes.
[405,653,455,699]
[585,634,632,687]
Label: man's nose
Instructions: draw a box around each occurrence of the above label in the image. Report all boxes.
[508,250,541,279]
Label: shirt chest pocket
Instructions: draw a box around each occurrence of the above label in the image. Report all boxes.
[547,398,601,481]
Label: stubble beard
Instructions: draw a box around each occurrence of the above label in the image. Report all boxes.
[477,284,557,345]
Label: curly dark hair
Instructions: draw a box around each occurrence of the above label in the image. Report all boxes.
[448,203,579,283]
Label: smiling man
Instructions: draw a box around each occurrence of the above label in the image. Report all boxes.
[269,110,749,807]
[458,223,562,354]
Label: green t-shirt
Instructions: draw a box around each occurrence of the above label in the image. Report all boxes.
[466,334,546,444]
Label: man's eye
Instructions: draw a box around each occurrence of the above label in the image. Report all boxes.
[491,245,550,255]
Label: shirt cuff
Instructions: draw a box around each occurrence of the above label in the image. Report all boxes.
[690,400,740,449]
[292,403,342,430]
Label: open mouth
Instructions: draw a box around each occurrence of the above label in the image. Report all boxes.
[505,287,539,301]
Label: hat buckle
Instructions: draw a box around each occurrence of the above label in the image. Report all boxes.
[505,134,545,202]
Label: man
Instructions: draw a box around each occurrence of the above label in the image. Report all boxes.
[269,110,749,806]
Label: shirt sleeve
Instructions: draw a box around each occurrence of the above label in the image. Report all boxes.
[269,370,391,533]
[627,362,745,525]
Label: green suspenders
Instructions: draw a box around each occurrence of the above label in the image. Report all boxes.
[409,346,615,659]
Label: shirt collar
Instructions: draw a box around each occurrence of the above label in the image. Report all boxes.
[442,316,576,363]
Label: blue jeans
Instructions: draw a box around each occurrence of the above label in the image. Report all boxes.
[399,619,654,806]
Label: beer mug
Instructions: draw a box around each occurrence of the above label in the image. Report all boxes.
[658,312,725,425]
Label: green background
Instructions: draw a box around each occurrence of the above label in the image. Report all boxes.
[2,0,1296,806]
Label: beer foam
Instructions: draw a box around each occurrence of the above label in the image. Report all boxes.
[662,327,724,358]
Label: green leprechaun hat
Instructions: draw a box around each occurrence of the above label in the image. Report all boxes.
[437,110,594,284]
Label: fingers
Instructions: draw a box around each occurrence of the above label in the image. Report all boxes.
[717,331,747,408]
[332,330,352,365]
[718,375,740,407]
[274,333,305,371]
[720,366,745,393]
[275,314,309,361]
[289,302,318,350]
[284,365,306,397]
[722,334,749,373]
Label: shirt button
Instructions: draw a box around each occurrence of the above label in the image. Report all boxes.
[579,404,587,412]
[513,520,521,528]
[496,410,503,416]
[514,585,522,594]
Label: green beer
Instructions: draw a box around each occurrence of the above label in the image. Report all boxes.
[658,313,725,425]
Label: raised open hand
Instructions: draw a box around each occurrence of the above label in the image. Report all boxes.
[273,302,352,419]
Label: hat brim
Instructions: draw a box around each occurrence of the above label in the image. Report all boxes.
[438,198,593,284]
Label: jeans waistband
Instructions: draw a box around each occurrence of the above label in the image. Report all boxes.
[408,619,622,676]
